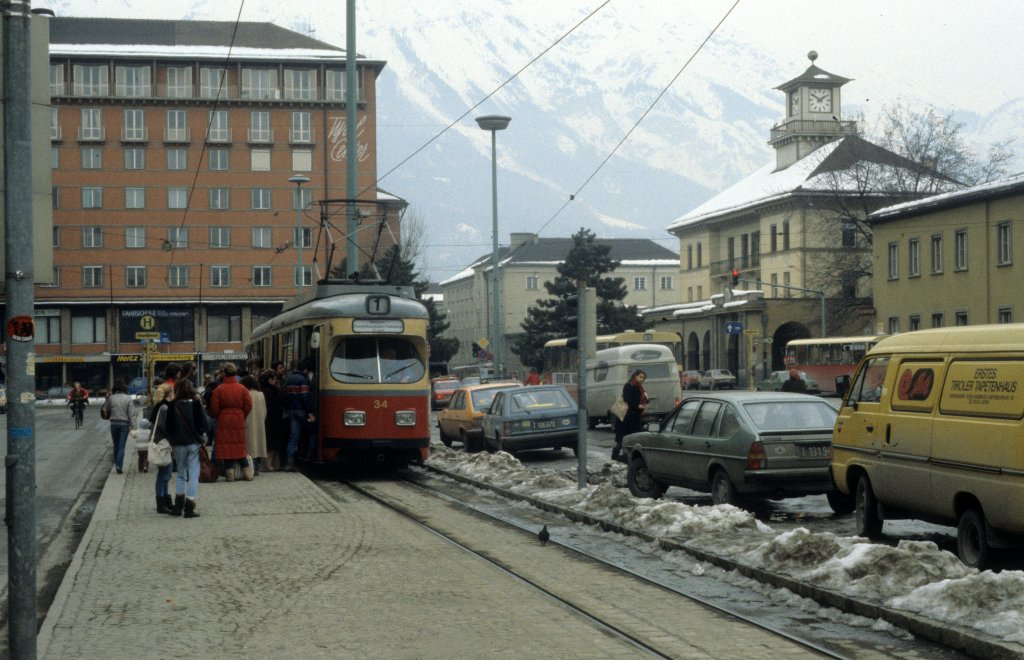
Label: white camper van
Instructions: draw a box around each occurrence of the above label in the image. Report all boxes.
[585,344,681,428]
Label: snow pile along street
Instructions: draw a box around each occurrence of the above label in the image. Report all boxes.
[426,447,1024,645]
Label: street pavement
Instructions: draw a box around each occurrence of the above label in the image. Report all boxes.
[37,450,824,659]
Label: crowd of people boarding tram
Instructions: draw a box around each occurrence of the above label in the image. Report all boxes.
[104,358,317,518]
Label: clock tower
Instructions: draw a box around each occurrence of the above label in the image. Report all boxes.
[769,51,857,170]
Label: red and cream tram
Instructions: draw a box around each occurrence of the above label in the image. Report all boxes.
[247,281,431,467]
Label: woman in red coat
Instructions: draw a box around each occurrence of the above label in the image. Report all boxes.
[210,362,253,482]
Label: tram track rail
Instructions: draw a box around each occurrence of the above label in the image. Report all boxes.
[332,475,850,659]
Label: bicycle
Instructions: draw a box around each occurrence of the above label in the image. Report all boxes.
[69,399,86,429]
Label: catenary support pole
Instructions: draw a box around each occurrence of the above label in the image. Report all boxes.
[345,0,359,273]
[3,1,38,656]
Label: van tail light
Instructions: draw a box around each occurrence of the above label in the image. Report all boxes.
[674,398,680,407]
[746,441,767,470]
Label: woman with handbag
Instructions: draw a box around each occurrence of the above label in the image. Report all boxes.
[102,379,135,474]
[613,369,648,463]
[163,378,208,518]
[148,363,180,514]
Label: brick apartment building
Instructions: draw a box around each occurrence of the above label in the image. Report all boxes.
[19,15,401,393]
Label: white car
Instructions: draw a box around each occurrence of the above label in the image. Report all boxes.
[699,369,736,390]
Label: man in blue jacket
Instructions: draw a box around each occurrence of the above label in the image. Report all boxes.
[283,358,316,471]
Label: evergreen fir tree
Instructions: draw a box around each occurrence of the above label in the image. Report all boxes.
[510,228,646,370]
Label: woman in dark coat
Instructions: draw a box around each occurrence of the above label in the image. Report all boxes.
[164,379,208,517]
[260,369,287,472]
[210,363,252,481]
[612,369,648,463]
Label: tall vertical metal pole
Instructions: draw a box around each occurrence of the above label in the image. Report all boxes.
[489,129,501,378]
[475,115,509,376]
[345,0,359,274]
[3,1,37,656]
[575,286,595,489]
[289,175,309,289]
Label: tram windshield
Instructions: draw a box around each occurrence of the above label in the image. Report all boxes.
[330,337,425,384]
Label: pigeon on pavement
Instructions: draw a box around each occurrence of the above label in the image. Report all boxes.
[538,525,550,545]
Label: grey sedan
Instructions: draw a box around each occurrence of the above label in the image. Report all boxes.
[481,385,579,455]
[623,391,852,512]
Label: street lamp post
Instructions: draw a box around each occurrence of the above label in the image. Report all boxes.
[288,174,310,290]
[475,115,510,377]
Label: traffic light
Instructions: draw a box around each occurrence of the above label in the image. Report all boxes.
[472,342,481,358]
[730,268,740,287]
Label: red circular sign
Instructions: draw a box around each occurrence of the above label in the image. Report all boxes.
[7,315,34,342]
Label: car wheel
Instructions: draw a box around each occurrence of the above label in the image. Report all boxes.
[957,508,991,569]
[437,425,452,448]
[485,433,498,454]
[626,455,667,499]
[826,489,855,514]
[710,470,736,505]
[460,429,477,453]
[854,476,883,538]
[587,416,598,429]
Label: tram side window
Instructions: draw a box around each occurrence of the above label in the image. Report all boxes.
[330,337,424,384]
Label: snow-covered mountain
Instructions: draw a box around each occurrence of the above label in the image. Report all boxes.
[45,0,1024,281]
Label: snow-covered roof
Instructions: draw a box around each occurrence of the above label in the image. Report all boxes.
[870,171,1024,223]
[51,44,349,61]
[666,136,945,233]
[666,140,845,231]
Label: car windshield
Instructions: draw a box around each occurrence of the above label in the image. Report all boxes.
[509,389,573,412]
[742,400,838,431]
[434,380,459,392]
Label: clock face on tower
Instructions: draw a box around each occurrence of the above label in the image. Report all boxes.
[790,91,799,116]
[809,88,832,112]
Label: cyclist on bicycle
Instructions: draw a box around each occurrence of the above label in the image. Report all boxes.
[67,381,89,420]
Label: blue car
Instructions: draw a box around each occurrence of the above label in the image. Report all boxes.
[127,377,150,396]
[481,385,579,456]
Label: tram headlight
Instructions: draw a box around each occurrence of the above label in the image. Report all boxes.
[395,410,416,426]
[344,410,366,427]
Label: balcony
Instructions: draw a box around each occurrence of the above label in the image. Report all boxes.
[205,129,233,144]
[288,128,316,145]
[164,128,191,144]
[247,128,274,144]
[121,128,148,143]
[77,127,105,142]
[770,119,858,144]
[710,257,761,280]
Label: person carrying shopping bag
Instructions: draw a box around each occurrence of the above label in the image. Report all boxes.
[163,378,208,518]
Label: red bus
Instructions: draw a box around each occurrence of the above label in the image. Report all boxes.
[784,335,886,395]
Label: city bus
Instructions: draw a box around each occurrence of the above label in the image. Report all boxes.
[784,335,886,395]
[543,330,682,385]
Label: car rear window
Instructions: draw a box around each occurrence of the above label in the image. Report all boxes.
[471,389,506,409]
[510,389,573,411]
[627,362,672,378]
[743,401,838,431]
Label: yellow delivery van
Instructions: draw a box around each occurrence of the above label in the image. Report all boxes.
[831,324,1024,568]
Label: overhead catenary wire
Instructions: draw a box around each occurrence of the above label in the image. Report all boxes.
[440,0,743,274]
[352,1,740,274]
